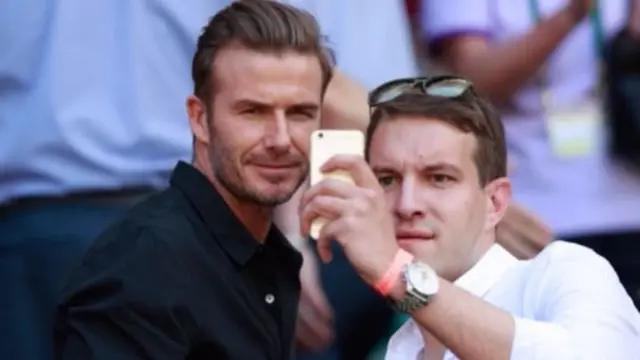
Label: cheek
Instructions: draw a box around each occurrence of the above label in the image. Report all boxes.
[216,117,266,158]
[383,189,399,213]
[434,188,478,224]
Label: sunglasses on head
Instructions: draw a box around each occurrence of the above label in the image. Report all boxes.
[368,75,475,107]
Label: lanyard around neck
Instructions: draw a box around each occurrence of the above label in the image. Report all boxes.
[528,0,605,60]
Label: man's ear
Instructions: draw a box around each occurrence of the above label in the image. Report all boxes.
[186,95,210,145]
[483,177,511,231]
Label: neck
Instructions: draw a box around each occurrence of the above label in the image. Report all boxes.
[193,155,272,243]
[439,234,494,283]
[418,234,495,356]
[472,233,495,265]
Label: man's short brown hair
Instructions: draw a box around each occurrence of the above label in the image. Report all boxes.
[366,89,507,186]
[191,0,335,100]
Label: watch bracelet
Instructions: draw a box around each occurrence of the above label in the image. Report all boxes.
[387,264,432,313]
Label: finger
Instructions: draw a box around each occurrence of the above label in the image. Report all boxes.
[300,178,361,213]
[320,154,380,190]
[315,217,350,263]
[299,195,351,237]
[315,220,338,263]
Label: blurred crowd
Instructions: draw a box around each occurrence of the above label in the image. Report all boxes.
[1,0,639,359]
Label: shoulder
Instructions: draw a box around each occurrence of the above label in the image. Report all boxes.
[87,188,202,262]
[527,241,638,317]
[531,240,616,274]
[528,241,620,286]
[60,194,199,305]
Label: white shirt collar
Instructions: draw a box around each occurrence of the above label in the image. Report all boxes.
[385,244,519,360]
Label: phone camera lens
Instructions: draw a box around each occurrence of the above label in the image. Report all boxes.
[318,132,324,139]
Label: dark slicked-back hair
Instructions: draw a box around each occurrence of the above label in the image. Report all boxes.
[191,0,335,101]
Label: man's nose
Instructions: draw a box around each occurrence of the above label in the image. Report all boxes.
[394,177,427,221]
[264,113,293,154]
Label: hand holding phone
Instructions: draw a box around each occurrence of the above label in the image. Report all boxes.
[308,130,365,239]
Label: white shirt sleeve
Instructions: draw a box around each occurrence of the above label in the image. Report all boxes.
[420,0,492,42]
[510,245,640,359]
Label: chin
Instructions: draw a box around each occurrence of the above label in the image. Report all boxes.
[399,241,438,261]
[254,184,299,205]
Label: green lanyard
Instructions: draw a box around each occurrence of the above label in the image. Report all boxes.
[528,0,606,60]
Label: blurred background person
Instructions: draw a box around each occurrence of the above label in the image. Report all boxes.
[420,0,640,308]
[607,0,640,172]
[0,1,417,360]
[0,2,214,359]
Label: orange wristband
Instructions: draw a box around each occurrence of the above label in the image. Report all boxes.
[373,249,414,296]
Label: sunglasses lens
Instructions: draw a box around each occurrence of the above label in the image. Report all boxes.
[374,82,415,103]
[371,78,471,106]
[426,80,469,97]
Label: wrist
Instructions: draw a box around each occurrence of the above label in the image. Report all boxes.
[387,260,441,314]
[372,248,412,295]
[388,275,407,302]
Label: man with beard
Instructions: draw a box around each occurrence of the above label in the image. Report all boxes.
[53,1,333,359]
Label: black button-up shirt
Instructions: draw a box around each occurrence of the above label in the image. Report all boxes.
[54,161,303,360]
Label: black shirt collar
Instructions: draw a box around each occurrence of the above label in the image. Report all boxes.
[169,161,300,268]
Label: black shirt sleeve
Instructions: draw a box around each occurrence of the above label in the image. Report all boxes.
[54,227,196,360]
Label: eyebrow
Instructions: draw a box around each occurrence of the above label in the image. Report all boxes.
[371,162,462,175]
[288,103,320,113]
[422,162,462,175]
[231,99,319,111]
[371,165,395,174]
[231,99,270,110]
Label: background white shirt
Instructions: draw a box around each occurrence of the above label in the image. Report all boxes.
[385,242,640,360]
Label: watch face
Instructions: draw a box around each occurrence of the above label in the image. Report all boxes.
[407,262,439,295]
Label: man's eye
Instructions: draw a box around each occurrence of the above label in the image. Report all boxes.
[432,174,454,184]
[290,111,315,121]
[242,107,261,115]
[378,176,395,187]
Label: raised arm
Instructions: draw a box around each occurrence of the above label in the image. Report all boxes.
[422,0,593,106]
[398,244,640,360]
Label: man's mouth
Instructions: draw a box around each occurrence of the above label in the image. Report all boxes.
[395,228,436,242]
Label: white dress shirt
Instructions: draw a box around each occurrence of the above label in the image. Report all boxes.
[385,242,640,360]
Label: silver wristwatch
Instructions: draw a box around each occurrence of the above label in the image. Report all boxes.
[390,260,440,313]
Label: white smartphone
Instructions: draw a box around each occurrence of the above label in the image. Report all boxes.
[308,129,365,239]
